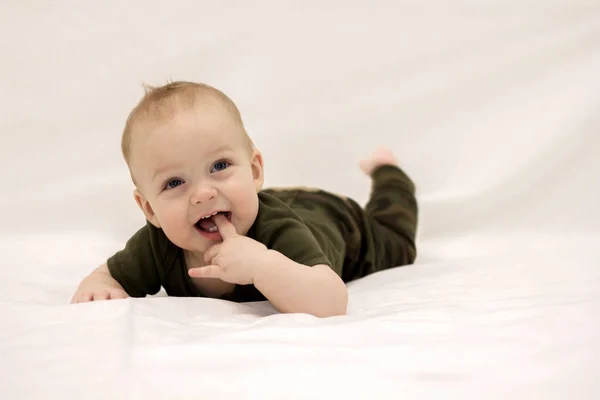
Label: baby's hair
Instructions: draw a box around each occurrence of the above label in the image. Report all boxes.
[121,80,250,166]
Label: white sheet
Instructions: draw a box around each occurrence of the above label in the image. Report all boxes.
[1,1,599,399]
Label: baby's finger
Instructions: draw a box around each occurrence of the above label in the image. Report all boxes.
[93,290,110,301]
[213,214,237,239]
[189,265,221,279]
[78,292,93,303]
[204,244,221,264]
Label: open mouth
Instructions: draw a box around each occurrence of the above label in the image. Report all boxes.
[194,211,231,233]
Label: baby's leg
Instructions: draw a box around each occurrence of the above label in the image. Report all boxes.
[358,147,418,274]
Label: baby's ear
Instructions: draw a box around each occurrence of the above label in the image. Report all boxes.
[250,149,265,192]
[134,189,161,228]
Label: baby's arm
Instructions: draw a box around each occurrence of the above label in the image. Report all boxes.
[70,263,129,303]
[254,251,348,317]
[190,214,348,317]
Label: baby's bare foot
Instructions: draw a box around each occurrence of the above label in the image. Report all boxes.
[359,147,399,176]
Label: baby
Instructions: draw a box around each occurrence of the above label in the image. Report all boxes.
[71,81,418,317]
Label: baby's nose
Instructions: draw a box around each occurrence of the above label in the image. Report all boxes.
[191,184,217,203]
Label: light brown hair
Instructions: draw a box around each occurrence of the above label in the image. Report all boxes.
[121,80,252,166]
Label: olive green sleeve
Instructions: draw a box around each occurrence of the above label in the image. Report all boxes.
[251,192,332,268]
[261,217,332,267]
[106,223,163,297]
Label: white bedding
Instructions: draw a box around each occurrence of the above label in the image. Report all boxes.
[1,1,599,399]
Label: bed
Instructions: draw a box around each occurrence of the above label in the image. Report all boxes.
[1,1,599,399]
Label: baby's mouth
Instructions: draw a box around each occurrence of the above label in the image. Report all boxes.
[195,211,231,233]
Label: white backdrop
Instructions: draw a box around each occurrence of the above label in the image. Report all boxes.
[1,1,599,399]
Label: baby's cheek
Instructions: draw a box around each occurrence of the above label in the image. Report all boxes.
[159,203,187,230]
[237,197,260,235]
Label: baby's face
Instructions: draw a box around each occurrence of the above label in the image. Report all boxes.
[128,104,263,255]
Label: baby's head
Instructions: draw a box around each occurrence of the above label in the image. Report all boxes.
[121,81,264,254]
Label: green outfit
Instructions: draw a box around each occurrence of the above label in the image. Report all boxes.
[107,165,418,302]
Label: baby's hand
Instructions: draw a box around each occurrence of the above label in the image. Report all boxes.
[188,214,269,285]
[71,285,128,303]
[70,264,129,303]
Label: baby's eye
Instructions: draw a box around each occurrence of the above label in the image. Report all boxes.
[165,178,184,190]
[211,160,230,173]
